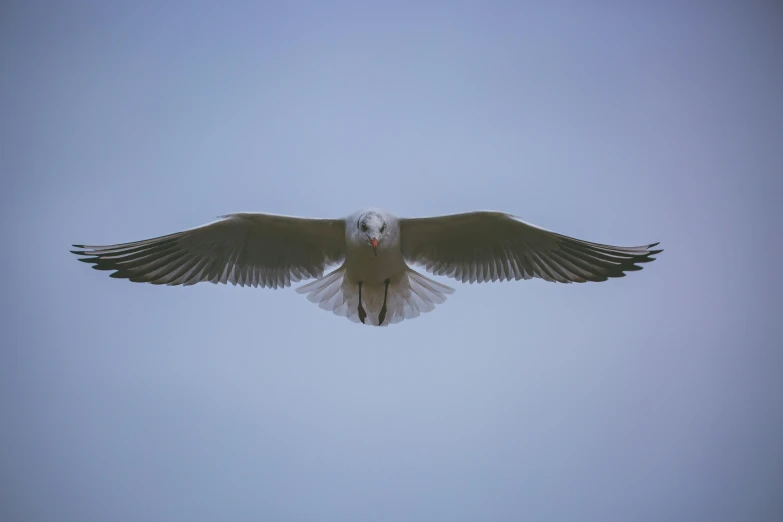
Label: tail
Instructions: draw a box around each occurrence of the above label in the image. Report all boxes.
[295,266,455,326]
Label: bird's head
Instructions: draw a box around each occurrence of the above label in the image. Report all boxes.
[357,211,388,256]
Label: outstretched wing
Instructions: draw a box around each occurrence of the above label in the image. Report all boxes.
[71,213,346,289]
[400,211,661,284]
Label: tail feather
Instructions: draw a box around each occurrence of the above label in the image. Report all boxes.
[295,266,454,326]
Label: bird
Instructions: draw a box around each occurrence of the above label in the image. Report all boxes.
[71,209,662,326]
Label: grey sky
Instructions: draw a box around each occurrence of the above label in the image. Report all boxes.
[2,2,781,521]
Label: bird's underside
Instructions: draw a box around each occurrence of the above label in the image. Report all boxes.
[71,210,663,326]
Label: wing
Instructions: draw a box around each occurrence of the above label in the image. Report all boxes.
[400,211,662,284]
[71,213,346,289]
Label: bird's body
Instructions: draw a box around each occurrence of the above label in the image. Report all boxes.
[72,208,662,326]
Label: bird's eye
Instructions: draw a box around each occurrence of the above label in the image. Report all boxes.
[380,224,386,233]
[361,222,368,232]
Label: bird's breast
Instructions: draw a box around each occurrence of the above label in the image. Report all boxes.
[344,244,406,284]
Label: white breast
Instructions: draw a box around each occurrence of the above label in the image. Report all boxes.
[344,241,407,284]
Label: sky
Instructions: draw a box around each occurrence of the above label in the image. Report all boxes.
[1,2,782,521]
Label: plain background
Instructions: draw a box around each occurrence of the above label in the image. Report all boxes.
[2,2,781,521]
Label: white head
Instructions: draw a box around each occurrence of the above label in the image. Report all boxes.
[355,210,390,256]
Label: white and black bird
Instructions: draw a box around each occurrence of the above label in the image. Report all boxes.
[71,209,662,326]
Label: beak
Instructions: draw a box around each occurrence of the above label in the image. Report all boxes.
[370,237,378,256]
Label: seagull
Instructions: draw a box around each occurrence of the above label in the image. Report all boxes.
[71,209,662,326]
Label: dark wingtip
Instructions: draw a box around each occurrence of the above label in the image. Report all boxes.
[71,244,95,256]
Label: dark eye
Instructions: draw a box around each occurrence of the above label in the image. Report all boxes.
[361,222,368,232]
[380,224,386,232]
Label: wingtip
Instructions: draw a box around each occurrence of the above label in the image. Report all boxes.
[71,244,97,256]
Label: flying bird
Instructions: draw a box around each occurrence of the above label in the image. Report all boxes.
[71,209,662,326]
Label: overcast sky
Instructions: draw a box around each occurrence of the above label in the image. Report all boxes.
[2,2,782,521]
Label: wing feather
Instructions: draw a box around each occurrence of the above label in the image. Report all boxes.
[72,213,346,289]
[400,211,661,284]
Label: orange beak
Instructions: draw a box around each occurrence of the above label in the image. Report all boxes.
[370,237,378,255]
